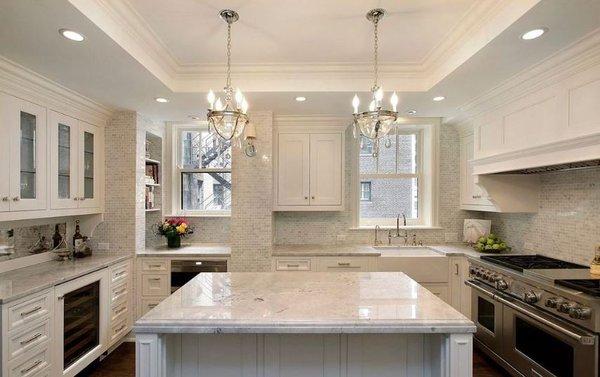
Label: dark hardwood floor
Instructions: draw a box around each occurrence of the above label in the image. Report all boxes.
[78,342,511,376]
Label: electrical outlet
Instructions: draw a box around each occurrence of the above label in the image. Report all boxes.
[444,232,459,243]
[336,234,347,242]
[98,242,110,251]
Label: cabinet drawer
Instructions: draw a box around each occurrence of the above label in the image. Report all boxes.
[318,257,373,272]
[140,298,163,317]
[110,300,129,324]
[110,261,131,284]
[8,345,51,377]
[110,280,129,306]
[7,291,52,332]
[109,317,129,345]
[141,259,168,272]
[275,258,312,271]
[7,318,51,361]
[141,274,169,296]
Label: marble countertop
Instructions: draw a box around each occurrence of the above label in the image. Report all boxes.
[272,244,381,257]
[139,244,231,258]
[0,253,131,304]
[135,272,475,334]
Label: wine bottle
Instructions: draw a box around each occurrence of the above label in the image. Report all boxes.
[73,220,84,248]
[52,224,62,248]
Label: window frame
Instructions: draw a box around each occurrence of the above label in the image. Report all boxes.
[360,181,372,201]
[352,120,440,229]
[172,123,232,217]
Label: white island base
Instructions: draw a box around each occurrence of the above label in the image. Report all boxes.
[135,272,474,377]
[137,332,472,377]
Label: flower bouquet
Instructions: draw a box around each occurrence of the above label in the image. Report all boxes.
[155,217,193,248]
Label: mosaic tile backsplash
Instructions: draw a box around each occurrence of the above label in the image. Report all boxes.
[0,222,66,262]
[485,167,600,266]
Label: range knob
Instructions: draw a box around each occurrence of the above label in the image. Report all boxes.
[569,306,592,320]
[544,297,564,309]
[489,274,501,283]
[469,266,477,276]
[558,301,577,314]
[496,279,509,291]
[523,291,540,304]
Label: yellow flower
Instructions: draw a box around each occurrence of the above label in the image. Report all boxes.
[176,225,186,234]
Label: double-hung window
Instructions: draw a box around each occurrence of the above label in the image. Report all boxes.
[357,129,422,227]
[176,125,232,215]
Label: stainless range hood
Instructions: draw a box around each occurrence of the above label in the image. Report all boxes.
[495,159,600,174]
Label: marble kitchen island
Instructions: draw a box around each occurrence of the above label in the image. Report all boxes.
[135,272,475,377]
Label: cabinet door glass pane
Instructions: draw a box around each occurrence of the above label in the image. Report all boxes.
[84,132,94,198]
[58,124,70,198]
[20,111,36,199]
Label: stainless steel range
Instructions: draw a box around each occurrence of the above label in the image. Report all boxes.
[467,254,600,377]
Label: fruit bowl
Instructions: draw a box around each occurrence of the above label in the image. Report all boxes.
[473,234,510,253]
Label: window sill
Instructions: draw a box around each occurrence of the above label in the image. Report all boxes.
[348,225,444,231]
[164,212,231,218]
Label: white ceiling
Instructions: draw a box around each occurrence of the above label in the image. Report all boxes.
[125,0,475,65]
[0,0,599,122]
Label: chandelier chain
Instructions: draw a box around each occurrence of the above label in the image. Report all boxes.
[226,22,232,89]
[373,17,379,89]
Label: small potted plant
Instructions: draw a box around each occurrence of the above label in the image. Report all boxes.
[156,217,193,248]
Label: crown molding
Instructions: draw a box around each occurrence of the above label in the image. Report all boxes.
[68,0,538,93]
[0,56,113,126]
[446,27,600,129]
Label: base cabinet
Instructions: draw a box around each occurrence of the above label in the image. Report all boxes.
[450,257,471,318]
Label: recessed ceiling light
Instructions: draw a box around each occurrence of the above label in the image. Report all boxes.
[59,29,85,42]
[188,115,201,120]
[407,110,417,115]
[433,96,445,102]
[295,96,307,102]
[521,28,547,40]
[155,97,169,103]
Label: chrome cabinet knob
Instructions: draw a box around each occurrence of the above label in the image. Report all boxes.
[523,291,540,304]
[544,297,564,308]
[569,306,592,320]
[496,279,509,291]
[1,196,8,202]
[558,301,577,314]
[12,196,20,201]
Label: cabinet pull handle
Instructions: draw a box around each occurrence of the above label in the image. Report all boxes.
[20,332,43,345]
[149,277,161,281]
[455,264,459,275]
[13,196,20,201]
[115,324,126,333]
[337,262,351,266]
[115,306,127,315]
[20,359,42,374]
[74,197,79,201]
[80,197,86,201]
[286,264,300,268]
[304,196,308,200]
[149,264,162,268]
[114,288,127,296]
[1,196,9,202]
[311,196,315,199]
[115,271,126,277]
[20,306,42,317]
[148,304,157,308]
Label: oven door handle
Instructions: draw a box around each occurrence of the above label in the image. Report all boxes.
[465,280,596,346]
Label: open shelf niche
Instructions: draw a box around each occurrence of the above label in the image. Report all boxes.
[145,132,163,247]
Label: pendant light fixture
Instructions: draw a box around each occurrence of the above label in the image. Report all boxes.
[351,9,398,157]
[206,10,249,141]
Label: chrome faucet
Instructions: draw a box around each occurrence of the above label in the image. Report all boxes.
[374,225,383,246]
[397,213,409,245]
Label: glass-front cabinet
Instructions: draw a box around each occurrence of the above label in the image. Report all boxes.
[0,94,47,212]
[50,112,102,210]
[50,111,79,209]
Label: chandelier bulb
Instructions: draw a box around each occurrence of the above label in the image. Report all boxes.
[390,91,398,112]
[207,89,216,109]
[352,94,360,114]
[241,98,249,114]
[235,88,244,108]
[215,97,224,111]
[375,87,384,103]
[369,100,376,112]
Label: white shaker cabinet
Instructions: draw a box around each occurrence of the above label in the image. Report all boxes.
[0,94,47,212]
[49,113,103,210]
[459,134,496,210]
[275,130,344,211]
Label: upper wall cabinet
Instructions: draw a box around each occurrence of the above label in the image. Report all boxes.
[49,112,103,210]
[0,94,47,212]
[0,93,105,221]
[275,129,344,211]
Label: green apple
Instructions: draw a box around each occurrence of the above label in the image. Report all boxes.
[487,239,495,245]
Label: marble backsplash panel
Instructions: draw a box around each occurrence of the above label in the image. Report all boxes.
[0,222,66,262]
[485,167,600,265]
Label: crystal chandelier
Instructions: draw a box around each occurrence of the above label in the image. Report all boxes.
[351,9,399,156]
[206,10,249,141]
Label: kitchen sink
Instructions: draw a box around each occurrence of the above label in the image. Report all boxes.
[371,246,445,257]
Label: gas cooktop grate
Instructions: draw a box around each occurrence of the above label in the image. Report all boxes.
[480,254,588,272]
[556,279,600,297]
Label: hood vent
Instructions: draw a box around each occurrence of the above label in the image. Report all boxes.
[496,159,600,175]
